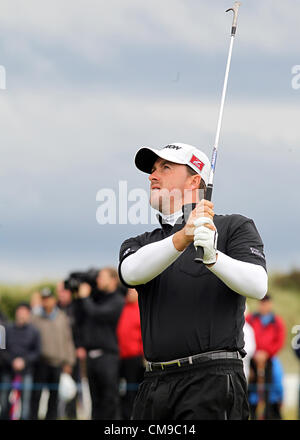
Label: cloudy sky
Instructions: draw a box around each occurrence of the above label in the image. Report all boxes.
[0,0,299,283]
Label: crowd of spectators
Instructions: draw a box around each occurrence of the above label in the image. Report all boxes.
[0,267,144,420]
[0,272,296,420]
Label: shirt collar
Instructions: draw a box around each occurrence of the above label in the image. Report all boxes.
[156,209,183,227]
[259,313,275,326]
[42,306,59,320]
[157,203,197,227]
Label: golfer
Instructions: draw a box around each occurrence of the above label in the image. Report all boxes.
[118,142,268,420]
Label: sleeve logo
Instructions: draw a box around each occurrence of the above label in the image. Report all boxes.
[250,247,265,259]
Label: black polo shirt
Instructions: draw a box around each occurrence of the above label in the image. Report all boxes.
[118,204,267,362]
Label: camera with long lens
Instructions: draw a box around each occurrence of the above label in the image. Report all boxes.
[64,268,99,295]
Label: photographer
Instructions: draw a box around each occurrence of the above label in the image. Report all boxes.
[74,267,124,420]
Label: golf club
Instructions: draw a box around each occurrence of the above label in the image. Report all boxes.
[195,1,242,263]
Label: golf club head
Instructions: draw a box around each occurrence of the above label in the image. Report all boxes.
[226,1,242,35]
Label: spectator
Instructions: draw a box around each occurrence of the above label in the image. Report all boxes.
[117,288,144,420]
[30,287,76,420]
[57,282,74,323]
[246,294,286,419]
[0,303,40,420]
[75,267,124,420]
[56,281,80,419]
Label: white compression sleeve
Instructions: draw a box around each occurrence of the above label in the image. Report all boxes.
[120,235,183,286]
[208,251,268,299]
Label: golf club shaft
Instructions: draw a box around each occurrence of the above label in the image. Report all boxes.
[195,2,241,263]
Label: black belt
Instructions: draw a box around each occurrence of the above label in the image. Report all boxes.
[146,350,242,372]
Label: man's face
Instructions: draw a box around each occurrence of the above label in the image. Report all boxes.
[42,296,56,314]
[15,307,31,326]
[57,285,72,306]
[149,158,194,214]
[126,288,138,303]
[259,299,273,315]
[97,269,112,292]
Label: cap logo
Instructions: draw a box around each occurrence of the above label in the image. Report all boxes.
[190,155,205,172]
[163,144,182,150]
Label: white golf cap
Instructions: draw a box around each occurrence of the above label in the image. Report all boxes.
[135,143,211,185]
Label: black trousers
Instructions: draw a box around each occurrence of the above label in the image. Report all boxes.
[86,353,119,420]
[30,360,62,420]
[119,356,145,420]
[132,358,249,420]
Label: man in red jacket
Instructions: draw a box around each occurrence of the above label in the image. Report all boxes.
[246,294,285,419]
[117,288,144,420]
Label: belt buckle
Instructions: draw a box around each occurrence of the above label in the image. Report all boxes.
[160,359,181,370]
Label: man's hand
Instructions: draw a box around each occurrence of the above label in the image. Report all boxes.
[173,200,215,256]
[193,217,218,265]
[78,282,92,299]
[12,357,25,372]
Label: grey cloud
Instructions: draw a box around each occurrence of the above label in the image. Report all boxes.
[0,0,299,59]
[0,1,299,282]
[0,89,299,282]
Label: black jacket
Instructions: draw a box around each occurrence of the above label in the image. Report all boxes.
[73,289,124,354]
[3,323,41,373]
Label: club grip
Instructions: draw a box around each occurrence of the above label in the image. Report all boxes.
[194,246,205,263]
[194,184,213,263]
